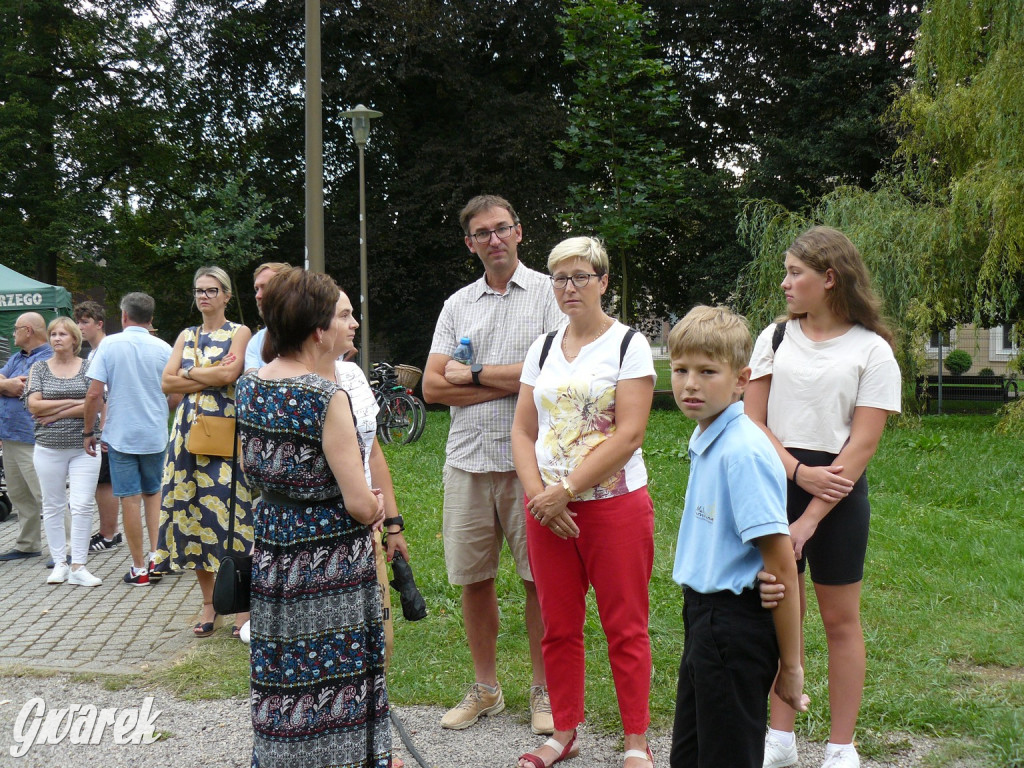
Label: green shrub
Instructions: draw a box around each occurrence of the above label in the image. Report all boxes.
[944,349,972,375]
[978,367,996,377]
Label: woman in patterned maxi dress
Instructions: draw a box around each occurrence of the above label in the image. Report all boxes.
[157,266,253,635]
[235,267,390,768]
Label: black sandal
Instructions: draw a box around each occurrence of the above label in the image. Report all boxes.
[193,602,216,637]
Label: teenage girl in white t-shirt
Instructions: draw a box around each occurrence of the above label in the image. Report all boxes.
[745,227,901,768]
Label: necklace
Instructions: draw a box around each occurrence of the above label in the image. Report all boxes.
[561,317,613,361]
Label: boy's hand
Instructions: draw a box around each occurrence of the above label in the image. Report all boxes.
[774,664,809,713]
[789,515,818,560]
[757,570,785,609]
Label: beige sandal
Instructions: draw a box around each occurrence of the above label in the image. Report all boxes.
[623,744,654,767]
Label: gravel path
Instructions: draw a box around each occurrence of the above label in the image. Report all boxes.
[0,673,955,767]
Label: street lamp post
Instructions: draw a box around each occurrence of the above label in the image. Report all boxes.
[305,0,323,274]
[341,104,382,378]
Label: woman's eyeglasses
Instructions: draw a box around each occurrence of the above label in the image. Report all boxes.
[550,273,600,290]
[193,287,221,298]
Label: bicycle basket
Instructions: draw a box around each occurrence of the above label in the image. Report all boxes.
[394,364,423,389]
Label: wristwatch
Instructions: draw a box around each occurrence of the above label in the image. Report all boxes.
[470,363,483,386]
[383,515,405,532]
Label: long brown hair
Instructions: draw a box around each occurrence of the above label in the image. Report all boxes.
[786,226,894,348]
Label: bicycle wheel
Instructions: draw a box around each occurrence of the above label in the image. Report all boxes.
[407,394,427,442]
[382,393,417,445]
[376,399,393,445]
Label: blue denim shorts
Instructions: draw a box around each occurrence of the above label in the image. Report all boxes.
[107,448,165,497]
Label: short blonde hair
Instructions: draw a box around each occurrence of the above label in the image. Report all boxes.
[193,265,232,296]
[48,316,83,355]
[668,305,752,372]
[252,261,291,280]
[547,236,609,276]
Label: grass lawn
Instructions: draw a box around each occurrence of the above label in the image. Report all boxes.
[156,411,1024,767]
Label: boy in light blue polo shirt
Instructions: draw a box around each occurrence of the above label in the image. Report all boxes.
[667,306,808,768]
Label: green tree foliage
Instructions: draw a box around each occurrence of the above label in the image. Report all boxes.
[555,0,741,325]
[319,0,573,363]
[153,174,291,328]
[653,0,918,209]
[0,0,175,285]
[736,0,1024,388]
[890,0,1024,330]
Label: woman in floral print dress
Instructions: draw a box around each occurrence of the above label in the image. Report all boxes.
[157,265,253,636]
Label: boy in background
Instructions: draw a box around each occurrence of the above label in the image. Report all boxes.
[667,305,808,767]
[75,301,122,553]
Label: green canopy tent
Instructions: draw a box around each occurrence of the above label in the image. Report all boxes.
[0,264,73,364]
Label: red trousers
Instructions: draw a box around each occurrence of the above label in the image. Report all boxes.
[526,486,654,734]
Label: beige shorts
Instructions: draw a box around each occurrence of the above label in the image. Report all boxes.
[442,465,532,585]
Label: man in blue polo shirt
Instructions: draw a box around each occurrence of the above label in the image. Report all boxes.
[0,313,53,560]
[84,293,172,586]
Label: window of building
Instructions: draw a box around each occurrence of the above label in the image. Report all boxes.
[925,328,955,360]
[989,324,1020,361]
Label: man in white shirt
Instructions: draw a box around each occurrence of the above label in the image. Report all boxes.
[84,293,172,586]
[423,195,564,734]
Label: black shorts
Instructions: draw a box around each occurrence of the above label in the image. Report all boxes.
[97,449,112,485]
[786,448,870,586]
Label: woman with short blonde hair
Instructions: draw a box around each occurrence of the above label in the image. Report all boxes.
[27,316,102,586]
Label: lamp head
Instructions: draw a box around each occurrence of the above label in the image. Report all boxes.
[342,104,383,147]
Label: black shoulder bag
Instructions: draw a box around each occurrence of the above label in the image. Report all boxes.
[212,424,252,615]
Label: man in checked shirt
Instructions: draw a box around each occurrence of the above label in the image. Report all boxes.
[424,194,564,735]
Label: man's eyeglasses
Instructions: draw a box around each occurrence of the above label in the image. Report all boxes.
[469,224,518,244]
[550,273,600,290]
[193,287,221,298]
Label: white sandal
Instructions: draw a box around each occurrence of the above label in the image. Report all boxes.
[623,744,654,767]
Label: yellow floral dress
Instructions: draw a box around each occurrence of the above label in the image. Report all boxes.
[156,322,253,572]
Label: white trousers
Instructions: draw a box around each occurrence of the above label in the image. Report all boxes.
[32,445,100,566]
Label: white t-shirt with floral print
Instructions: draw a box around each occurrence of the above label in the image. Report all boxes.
[520,321,656,501]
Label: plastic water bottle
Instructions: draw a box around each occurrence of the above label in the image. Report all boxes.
[453,337,474,365]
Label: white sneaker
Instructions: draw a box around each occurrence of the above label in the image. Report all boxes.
[68,566,102,587]
[821,747,860,768]
[763,732,798,768]
[238,620,251,644]
[46,562,70,584]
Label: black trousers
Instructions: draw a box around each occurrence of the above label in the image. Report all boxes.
[670,587,780,768]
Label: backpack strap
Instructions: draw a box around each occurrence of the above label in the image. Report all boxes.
[537,330,558,370]
[771,321,787,354]
[539,326,637,370]
[619,328,638,367]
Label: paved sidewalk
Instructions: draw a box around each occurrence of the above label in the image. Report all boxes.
[0,511,215,675]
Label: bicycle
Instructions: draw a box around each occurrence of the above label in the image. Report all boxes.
[370,363,426,445]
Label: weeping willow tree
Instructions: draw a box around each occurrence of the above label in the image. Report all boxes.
[736,0,1024,392]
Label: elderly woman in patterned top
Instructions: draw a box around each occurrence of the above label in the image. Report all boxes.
[155,265,253,637]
